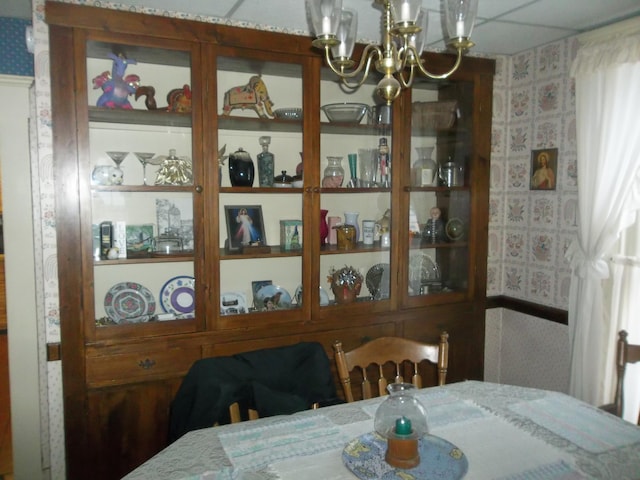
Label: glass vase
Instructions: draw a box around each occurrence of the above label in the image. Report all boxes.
[322,156,345,188]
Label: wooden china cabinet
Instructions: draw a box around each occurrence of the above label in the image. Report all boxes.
[46,2,494,478]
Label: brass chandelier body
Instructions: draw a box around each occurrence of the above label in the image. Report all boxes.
[307,0,478,104]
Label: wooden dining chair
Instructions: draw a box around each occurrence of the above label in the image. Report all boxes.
[228,402,259,423]
[332,333,449,403]
[608,330,640,424]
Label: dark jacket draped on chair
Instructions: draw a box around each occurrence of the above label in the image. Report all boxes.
[169,341,340,442]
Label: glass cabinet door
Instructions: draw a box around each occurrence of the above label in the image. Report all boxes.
[318,70,393,313]
[216,51,304,322]
[405,79,473,304]
[84,35,198,337]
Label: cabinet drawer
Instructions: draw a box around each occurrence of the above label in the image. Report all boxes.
[87,347,200,387]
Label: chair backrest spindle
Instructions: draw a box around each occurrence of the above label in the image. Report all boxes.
[332,333,449,403]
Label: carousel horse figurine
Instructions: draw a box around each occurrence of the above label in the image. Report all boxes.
[222,75,274,118]
[135,84,192,113]
[93,53,139,109]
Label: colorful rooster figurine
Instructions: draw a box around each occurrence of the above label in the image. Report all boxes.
[92,53,139,109]
[135,84,192,113]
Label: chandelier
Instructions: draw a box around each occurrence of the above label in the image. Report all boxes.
[306,0,478,104]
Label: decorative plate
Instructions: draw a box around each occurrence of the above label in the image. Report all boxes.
[366,263,390,300]
[343,431,468,480]
[255,284,292,310]
[160,276,195,315]
[409,252,440,283]
[294,285,330,306]
[445,218,465,241]
[104,282,156,324]
[220,291,247,315]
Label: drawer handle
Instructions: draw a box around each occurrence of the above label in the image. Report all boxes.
[138,358,156,369]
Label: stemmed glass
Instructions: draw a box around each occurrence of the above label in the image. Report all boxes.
[133,152,155,185]
[105,151,129,184]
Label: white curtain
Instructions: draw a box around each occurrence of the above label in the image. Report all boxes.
[567,31,640,409]
[606,228,640,422]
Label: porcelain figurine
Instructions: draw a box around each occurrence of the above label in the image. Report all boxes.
[222,75,274,118]
[135,84,192,113]
[92,53,139,109]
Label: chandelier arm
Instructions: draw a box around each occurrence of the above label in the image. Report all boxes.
[323,43,383,80]
[396,65,415,89]
[413,46,464,80]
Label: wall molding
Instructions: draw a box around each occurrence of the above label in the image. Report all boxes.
[486,295,568,325]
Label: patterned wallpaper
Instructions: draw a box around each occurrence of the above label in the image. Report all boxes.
[487,37,580,310]
[0,17,34,76]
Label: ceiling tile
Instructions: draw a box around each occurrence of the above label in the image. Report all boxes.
[467,21,575,55]
[501,0,640,30]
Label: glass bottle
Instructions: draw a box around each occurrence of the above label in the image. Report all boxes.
[378,137,390,188]
[257,135,274,187]
[412,146,437,186]
[322,156,345,188]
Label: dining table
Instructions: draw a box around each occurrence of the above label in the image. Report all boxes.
[123,381,640,480]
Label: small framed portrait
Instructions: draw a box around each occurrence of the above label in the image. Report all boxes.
[251,280,272,309]
[224,205,267,251]
[530,148,557,190]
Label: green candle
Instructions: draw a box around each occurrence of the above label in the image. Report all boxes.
[395,416,412,435]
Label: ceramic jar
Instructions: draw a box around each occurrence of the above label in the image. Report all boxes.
[335,224,357,250]
[228,147,254,187]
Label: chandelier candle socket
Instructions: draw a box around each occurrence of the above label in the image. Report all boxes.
[306,0,478,104]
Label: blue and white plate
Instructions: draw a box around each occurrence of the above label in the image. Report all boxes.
[343,431,468,480]
[160,276,195,315]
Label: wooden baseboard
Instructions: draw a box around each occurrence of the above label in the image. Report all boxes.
[486,295,568,325]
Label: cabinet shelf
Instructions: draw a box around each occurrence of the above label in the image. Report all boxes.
[218,115,302,133]
[88,107,191,127]
[91,184,194,193]
[219,186,303,194]
[321,187,390,194]
[94,254,194,266]
[410,241,468,250]
[219,246,301,260]
[320,122,391,136]
[320,243,388,255]
[405,185,469,193]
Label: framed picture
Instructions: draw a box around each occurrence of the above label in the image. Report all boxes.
[224,205,267,251]
[530,148,557,190]
[251,280,272,309]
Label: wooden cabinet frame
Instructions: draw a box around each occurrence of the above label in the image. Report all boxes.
[47,2,494,478]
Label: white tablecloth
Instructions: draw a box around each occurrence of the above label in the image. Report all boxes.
[123,381,640,480]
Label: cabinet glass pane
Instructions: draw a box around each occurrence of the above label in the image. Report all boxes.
[86,40,195,326]
[408,80,473,298]
[320,71,392,305]
[217,55,303,315]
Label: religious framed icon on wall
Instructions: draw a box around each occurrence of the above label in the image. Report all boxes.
[530,148,558,190]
